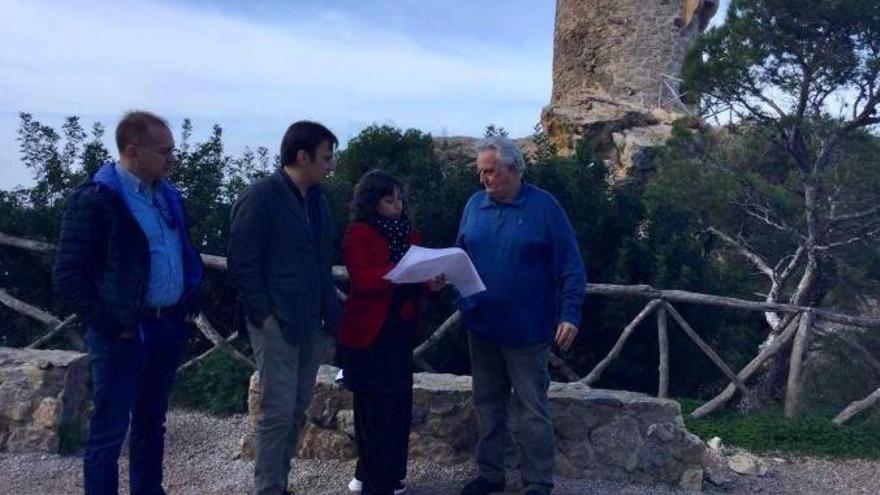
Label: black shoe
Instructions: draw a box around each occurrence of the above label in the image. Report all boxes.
[460,477,505,495]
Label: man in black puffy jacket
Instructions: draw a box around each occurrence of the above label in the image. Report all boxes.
[53,110,203,495]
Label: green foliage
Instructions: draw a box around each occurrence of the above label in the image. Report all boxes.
[328,124,479,250]
[3,111,876,408]
[680,399,880,459]
[680,0,880,323]
[172,348,252,416]
[684,0,880,121]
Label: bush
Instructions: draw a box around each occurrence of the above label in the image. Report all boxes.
[171,348,252,416]
[679,399,880,459]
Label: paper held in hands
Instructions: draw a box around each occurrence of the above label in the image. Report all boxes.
[383,246,486,297]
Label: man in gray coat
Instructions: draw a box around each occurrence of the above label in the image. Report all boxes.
[228,121,341,495]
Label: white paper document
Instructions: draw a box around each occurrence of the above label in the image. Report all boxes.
[383,245,486,297]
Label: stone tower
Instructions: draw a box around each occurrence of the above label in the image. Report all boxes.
[551,0,718,107]
[541,0,718,175]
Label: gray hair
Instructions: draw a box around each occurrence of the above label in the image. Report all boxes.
[475,136,526,177]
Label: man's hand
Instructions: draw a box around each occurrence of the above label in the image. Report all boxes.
[555,321,578,351]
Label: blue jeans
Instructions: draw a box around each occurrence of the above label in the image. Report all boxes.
[468,333,555,495]
[83,316,189,495]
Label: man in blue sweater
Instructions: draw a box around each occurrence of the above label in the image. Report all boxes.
[54,111,203,495]
[456,136,586,495]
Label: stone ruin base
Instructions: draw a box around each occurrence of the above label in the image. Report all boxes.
[241,366,705,491]
[0,347,89,453]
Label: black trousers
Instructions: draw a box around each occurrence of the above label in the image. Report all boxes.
[353,387,413,495]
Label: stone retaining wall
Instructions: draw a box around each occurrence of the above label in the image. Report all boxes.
[0,347,89,453]
[241,366,705,490]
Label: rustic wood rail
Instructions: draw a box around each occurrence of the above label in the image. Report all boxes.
[2,232,879,424]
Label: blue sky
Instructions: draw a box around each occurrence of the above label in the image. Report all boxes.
[0,0,730,189]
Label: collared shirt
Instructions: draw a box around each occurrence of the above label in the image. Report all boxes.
[115,163,184,308]
[279,169,323,250]
[455,182,587,345]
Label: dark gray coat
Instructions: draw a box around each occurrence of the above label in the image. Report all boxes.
[228,169,340,343]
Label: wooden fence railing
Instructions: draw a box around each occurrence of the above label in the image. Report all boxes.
[2,232,879,424]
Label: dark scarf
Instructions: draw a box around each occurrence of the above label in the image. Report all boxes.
[369,214,412,262]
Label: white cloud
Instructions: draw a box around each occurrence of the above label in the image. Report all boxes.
[0,0,549,118]
[0,0,552,188]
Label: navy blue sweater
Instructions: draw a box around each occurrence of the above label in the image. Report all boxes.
[455,183,586,345]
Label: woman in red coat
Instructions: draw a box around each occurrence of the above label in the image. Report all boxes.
[337,169,445,495]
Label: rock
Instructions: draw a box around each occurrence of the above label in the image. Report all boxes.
[591,417,645,472]
[336,409,355,437]
[551,0,716,110]
[646,422,677,442]
[679,466,704,492]
[0,347,89,454]
[613,124,673,176]
[729,452,768,477]
[541,0,716,177]
[707,436,723,450]
[32,398,61,430]
[239,432,254,461]
[241,366,707,490]
[702,448,733,488]
[297,423,357,460]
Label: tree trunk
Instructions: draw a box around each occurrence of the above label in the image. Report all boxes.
[784,311,813,418]
[761,179,833,403]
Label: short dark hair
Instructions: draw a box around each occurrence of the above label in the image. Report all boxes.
[280,121,338,167]
[351,169,406,222]
[115,110,169,153]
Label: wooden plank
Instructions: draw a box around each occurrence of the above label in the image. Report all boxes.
[582,299,663,386]
[26,314,79,349]
[833,387,880,425]
[413,310,461,358]
[0,232,54,253]
[586,283,880,329]
[549,350,581,382]
[691,313,802,419]
[0,288,59,326]
[3,231,880,328]
[193,313,254,369]
[665,301,751,398]
[178,331,240,373]
[657,304,669,398]
[0,288,85,350]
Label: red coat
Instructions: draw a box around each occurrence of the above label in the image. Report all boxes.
[337,222,424,349]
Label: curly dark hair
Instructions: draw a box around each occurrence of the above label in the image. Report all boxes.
[350,169,407,222]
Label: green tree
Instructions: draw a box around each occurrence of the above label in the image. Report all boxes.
[171,123,229,253]
[680,0,880,403]
[80,122,111,178]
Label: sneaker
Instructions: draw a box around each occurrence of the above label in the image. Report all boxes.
[348,477,407,495]
[460,477,505,495]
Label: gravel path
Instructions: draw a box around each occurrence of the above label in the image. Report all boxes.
[1,409,878,494]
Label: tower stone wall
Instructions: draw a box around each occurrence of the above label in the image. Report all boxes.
[552,0,717,108]
[542,0,718,172]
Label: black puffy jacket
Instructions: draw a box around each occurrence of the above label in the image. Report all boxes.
[53,162,204,338]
